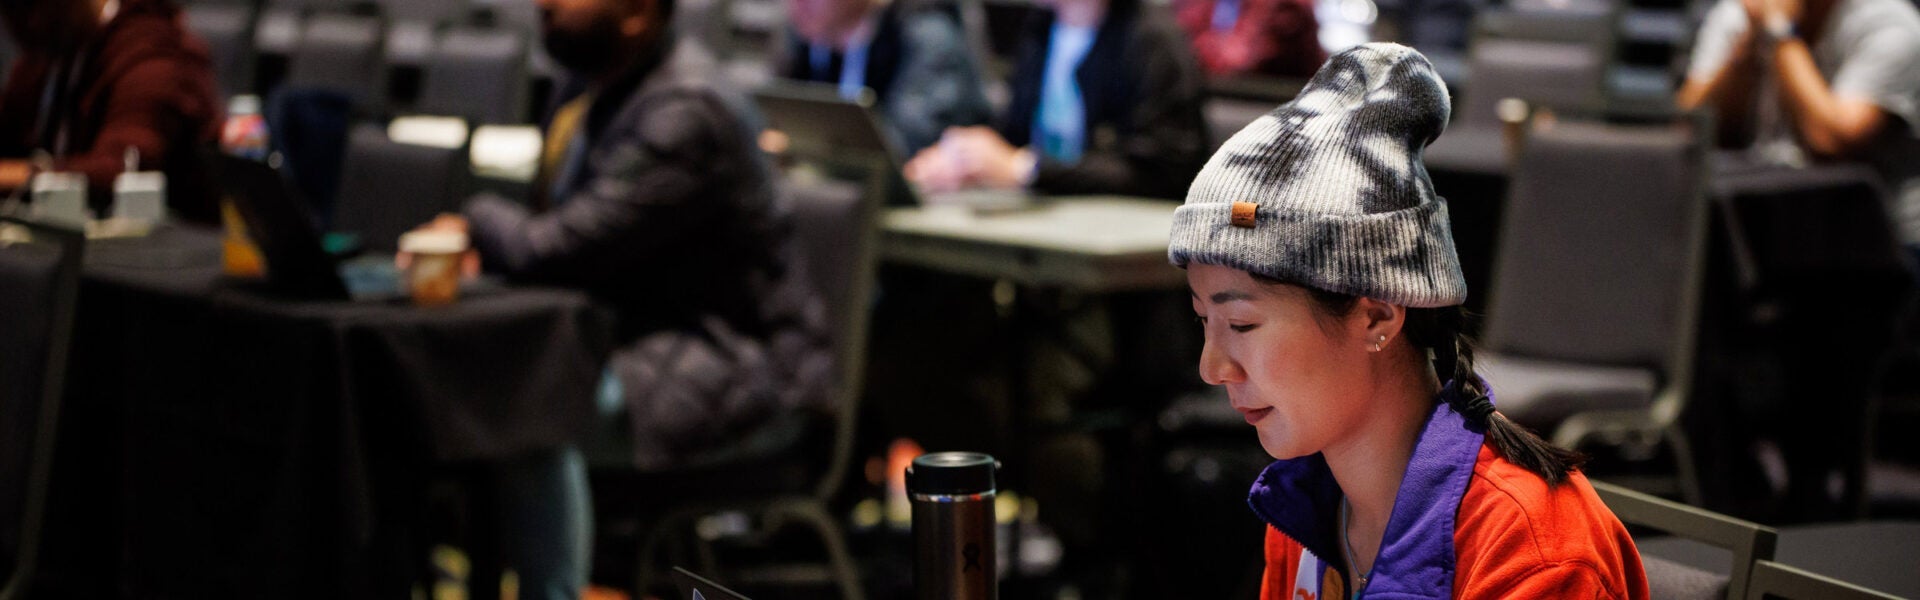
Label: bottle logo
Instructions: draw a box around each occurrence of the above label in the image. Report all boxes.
[963,543,983,572]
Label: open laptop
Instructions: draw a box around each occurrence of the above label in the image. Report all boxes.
[752,80,1033,212]
[206,151,412,301]
[670,567,754,600]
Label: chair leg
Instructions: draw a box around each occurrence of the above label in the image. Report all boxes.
[0,565,30,600]
[1666,426,1705,507]
[636,512,683,596]
[694,525,721,577]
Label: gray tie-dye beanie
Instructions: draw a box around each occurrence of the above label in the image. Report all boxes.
[1168,42,1467,308]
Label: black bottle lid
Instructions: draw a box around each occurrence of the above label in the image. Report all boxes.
[906,452,999,496]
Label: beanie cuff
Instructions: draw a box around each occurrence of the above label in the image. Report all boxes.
[1168,199,1468,308]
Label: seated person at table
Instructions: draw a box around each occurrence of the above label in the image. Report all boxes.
[1395,0,1476,51]
[1173,43,1647,599]
[779,0,993,154]
[0,0,222,224]
[1678,0,1920,260]
[410,0,830,596]
[1171,0,1324,78]
[903,0,1209,200]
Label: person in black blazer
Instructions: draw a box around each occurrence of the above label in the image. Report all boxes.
[781,0,993,154]
[904,0,1208,200]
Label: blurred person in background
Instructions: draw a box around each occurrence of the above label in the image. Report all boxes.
[1173,43,1647,599]
[903,0,1209,200]
[0,0,221,223]
[408,0,830,595]
[1171,0,1325,78]
[779,0,993,154]
[1679,0,1920,262]
[1681,0,1920,522]
[1394,0,1475,51]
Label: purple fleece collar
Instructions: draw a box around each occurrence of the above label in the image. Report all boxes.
[1247,381,1489,599]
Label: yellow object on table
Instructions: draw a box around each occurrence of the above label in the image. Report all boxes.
[220,200,266,278]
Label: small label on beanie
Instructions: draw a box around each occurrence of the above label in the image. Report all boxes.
[1231,202,1258,228]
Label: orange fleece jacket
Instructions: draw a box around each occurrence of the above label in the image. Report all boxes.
[1259,444,1649,599]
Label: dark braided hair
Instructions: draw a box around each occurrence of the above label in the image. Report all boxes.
[1266,277,1587,486]
[1402,306,1586,486]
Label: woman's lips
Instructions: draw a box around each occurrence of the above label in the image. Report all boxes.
[1239,407,1274,425]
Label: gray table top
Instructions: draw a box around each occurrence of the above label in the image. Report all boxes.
[880,195,1187,292]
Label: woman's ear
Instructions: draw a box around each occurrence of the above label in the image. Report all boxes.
[1355,297,1405,351]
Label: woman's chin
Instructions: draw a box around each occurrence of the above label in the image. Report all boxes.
[1255,435,1308,461]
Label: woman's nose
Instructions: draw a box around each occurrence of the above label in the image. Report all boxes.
[1198,333,1245,386]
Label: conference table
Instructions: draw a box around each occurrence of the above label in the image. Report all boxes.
[879,196,1186,292]
[37,225,613,597]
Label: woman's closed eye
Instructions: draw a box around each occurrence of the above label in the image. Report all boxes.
[1195,315,1259,333]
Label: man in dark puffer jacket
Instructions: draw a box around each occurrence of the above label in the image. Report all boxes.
[412,0,831,595]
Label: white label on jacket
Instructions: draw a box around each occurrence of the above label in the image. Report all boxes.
[1294,549,1324,600]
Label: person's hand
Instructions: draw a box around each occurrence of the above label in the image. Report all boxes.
[1742,0,1768,29]
[1744,0,1803,38]
[396,213,480,278]
[0,159,31,193]
[905,135,969,194]
[423,213,469,234]
[758,128,791,155]
[940,127,1032,190]
[1767,0,1804,30]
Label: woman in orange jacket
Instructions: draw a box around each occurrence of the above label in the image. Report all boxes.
[1166,43,1650,600]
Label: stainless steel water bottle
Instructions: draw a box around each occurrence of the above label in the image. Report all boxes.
[907,452,999,600]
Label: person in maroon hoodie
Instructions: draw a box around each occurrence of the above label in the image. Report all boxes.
[0,0,222,224]
[1172,0,1324,78]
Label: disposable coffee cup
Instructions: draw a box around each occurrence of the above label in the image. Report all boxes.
[1497,97,1531,165]
[30,172,88,228]
[399,230,468,306]
[113,171,168,223]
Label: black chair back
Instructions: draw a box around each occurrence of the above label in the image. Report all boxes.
[1487,118,1709,375]
[780,175,880,498]
[1710,164,1913,299]
[286,11,388,109]
[376,0,468,23]
[1460,6,1617,124]
[184,2,259,97]
[333,123,471,252]
[624,175,879,599]
[418,27,530,125]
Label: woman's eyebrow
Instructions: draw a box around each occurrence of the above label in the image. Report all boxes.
[1192,289,1257,304]
[1211,290,1257,304]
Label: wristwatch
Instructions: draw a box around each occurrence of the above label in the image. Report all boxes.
[1764,14,1799,44]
